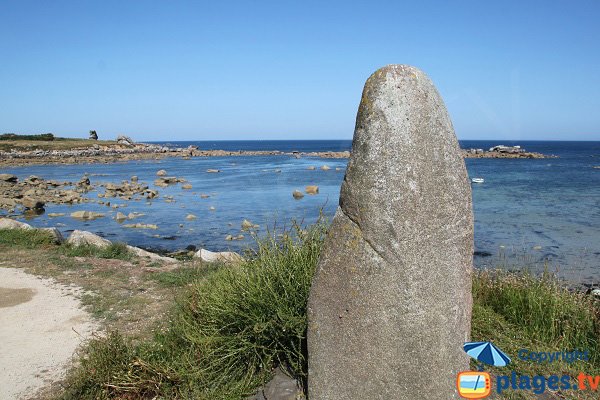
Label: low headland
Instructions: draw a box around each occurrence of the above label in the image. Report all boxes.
[0,133,552,167]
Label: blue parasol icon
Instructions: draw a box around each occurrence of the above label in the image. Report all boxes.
[463,341,511,367]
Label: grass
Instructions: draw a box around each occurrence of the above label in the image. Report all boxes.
[471,269,600,399]
[0,228,56,248]
[4,223,599,399]
[0,138,118,152]
[58,222,325,399]
[0,228,134,260]
[59,242,134,261]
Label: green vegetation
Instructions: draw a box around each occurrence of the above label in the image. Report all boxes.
[0,228,56,248]
[0,132,55,141]
[59,242,134,261]
[471,270,600,398]
[0,228,132,260]
[59,223,324,399]
[4,223,599,399]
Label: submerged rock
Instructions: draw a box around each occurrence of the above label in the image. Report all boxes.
[70,211,105,220]
[305,185,319,195]
[123,223,158,230]
[115,212,128,222]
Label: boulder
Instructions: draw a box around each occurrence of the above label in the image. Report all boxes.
[305,185,319,195]
[206,169,220,173]
[181,184,193,190]
[292,190,304,199]
[307,166,316,170]
[0,174,17,183]
[320,165,331,171]
[156,169,167,176]
[131,176,139,182]
[70,211,105,220]
[66,230,111,248]
[123,223,158,230]
[126,245,178,263]
[307,65,473,399]
[194,248,243,264]
[21,197,45,210]
[116,135,134,146]
[186,214,197,220]
[0,218,33,230]
[241,219,254,230]
[40,227,64,244]
[115,212,128,221]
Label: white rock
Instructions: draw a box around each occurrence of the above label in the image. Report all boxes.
[194,248,243,264]
[126,245,178,263]
[66,230,111,248]
[0,218,33,230]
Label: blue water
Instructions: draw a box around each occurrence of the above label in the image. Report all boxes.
[2,140,600,283]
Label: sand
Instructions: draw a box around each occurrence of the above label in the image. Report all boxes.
[0,268,97,400]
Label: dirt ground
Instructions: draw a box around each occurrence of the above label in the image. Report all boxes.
[0,245,198,400]
[0,268,97,400]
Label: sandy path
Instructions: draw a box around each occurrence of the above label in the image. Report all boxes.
[0,268,97,400]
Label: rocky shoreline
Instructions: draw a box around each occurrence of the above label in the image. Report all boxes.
[0,140,552,167]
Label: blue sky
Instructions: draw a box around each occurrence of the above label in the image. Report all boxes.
[1,1,599,141]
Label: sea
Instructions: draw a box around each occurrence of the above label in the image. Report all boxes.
[2,140,600,284]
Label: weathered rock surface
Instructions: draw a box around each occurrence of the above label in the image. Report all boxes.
[307,65,473,399]
[194,248,243,264]
[40,227,64,244]
[247,367,304,400]
[0,218,33,230]
[70,211,105,220]
[66,230,111,248]
[126,245,178,263]
[0,174,17,183]
[305,185,318,195]
[123,223,158,230]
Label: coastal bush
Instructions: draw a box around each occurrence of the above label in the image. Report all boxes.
[59,242,134,261]
[60,221,326,399]
[0,228,56,248]
[0,132,54,141]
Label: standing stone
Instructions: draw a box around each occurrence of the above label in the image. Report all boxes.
[307,65,473,399]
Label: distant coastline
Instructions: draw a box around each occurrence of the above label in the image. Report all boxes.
[0,137,553,167]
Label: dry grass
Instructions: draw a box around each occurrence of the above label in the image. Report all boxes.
[0,138,118,152]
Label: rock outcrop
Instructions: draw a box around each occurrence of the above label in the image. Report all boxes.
[307,65,473,399]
